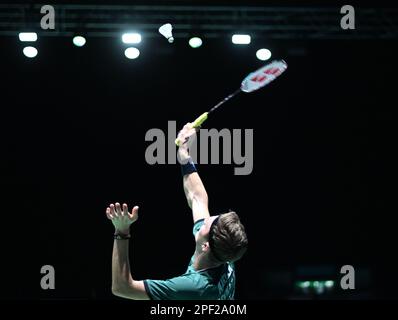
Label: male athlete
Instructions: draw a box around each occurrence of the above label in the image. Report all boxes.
[106,123,248,300]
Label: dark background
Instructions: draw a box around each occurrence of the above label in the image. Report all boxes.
[1,1,397,300]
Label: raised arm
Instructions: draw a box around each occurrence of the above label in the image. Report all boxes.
[106,203,149,300]
[177,123,210,223]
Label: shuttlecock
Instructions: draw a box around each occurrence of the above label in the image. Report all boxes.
[159,23,174,43]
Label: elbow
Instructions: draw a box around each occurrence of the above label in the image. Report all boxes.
[112,285,130,298]
[112,283,144,300]
[112,277,137,299]
[111,285,122,297]
[112,281,128,297]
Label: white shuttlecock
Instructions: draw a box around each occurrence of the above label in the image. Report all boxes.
[159,23,174,43]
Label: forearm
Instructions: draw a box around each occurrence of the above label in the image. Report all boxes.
[183,173,208,207]
[179,147,208,207]
[112,237,133,293]
[107,203,148,300]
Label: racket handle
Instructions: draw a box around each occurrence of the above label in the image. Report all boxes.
[175,112,209,146]
[192,112,209,128]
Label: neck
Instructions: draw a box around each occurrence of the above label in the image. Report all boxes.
[193,251,221,271]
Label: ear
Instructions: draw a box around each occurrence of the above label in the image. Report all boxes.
[201,241,210,253]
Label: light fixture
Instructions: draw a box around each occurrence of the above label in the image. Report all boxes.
[23,46,38,58]
[124,47,140,59]
[256,48,272,61]
[232,34,251,45]
[189,37,202,48]
[73,35,86,47]
[19,32,38,42]
[122,33,142,44]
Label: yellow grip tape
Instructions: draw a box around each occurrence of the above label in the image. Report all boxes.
[175,112,209,146]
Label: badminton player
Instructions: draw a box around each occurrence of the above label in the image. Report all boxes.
[106,123,248,300]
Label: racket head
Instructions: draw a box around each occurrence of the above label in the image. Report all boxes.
[241,59,288,93]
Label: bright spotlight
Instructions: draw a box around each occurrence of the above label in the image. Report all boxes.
[232,34,251,45]
[23,46,38,58]
[73,36,86,47]
[189,37,202,48]
[124,47,140,59]
[122,33,142,44]
[256,48,272,61]
[19,32,37,42]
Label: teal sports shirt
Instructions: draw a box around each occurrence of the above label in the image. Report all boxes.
[143,219,236,300]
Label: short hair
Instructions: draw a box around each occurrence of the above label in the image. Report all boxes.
[208,211,248,263]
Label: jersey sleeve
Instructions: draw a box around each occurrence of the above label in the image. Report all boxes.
[144,274,203,300]
[193,218,204,237]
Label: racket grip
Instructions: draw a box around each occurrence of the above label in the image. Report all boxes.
[175,112,209,146]
[192,112,209,128]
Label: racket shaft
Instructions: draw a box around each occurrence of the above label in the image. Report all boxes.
[209,89,241,114]
[175,89,241,146]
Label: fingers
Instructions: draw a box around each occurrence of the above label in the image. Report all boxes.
[107,203,139,221]
[177,122,198,141]
[105,207,113,220]
[115,202,122,216]
[122,203,129,216]
[129,206,139,221]
[185,123,196,133]
[179,123,193,135]
[110,204,117,217]
[179,127,196,139]
[131,205,139,215]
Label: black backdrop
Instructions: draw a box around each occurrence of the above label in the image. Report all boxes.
[1,12,397,299]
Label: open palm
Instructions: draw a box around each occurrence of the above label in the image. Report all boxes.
[106,202,139,233]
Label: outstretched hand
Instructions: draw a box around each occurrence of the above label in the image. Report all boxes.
[106,203,139,234]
